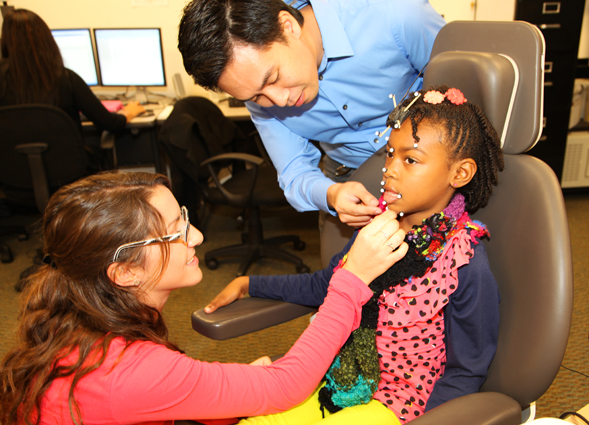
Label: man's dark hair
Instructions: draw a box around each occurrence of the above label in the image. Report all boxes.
[178,0,304,91]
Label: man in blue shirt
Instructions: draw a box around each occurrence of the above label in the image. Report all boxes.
[179,0,445,227]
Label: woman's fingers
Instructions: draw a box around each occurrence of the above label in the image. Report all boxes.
[342,211,408,284]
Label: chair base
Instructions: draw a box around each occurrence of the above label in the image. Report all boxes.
[0,224,28,264]
[205,234,309,277]
[0,243,13,263]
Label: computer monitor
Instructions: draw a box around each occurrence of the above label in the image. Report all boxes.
[93,28,166,88]
[51,29,99,86]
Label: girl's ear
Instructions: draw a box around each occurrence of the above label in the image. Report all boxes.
[451,158,477,188]
[107,262,144,288]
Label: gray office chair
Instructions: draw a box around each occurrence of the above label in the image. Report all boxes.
[191,21,574,424]
[161,97,310,277]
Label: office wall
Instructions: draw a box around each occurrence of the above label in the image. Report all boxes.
[11,0,209,99]
[579,0,589,59]
[12,0,588,98]
[430,0,516,22]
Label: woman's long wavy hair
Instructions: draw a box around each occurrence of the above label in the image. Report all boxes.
[0,171,182,425]
[0,9,64,104]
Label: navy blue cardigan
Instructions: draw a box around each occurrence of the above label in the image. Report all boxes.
[249,231,500,411]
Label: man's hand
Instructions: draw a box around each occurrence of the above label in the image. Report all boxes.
[204,276,250,313]
[342,210,408,285]
[326,181,383,227]
[249,356,272,366]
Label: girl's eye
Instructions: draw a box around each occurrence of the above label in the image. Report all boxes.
[386,151,394,159]
[405,157,417,165]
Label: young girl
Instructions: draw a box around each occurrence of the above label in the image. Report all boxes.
[0,171,408,425]
[206,85,504,424]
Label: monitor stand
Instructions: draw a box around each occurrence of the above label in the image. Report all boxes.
[130,87,150,105]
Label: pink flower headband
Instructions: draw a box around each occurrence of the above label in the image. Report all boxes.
[381,87,468,141]
[423,88,467,105]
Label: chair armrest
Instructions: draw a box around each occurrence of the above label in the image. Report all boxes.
[100,130,118,168]
[192,297,317,340]
[200,153,265,207]
[200,152,264,168]
[100,130,115,149]
[410,392,521,425]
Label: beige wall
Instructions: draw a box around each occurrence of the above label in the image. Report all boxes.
[10,0,209,99]
[10,0,589,100]
[430,0,516,22]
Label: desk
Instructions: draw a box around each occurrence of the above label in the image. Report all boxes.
[214,102,250,121]
[84,99,251,173]
[155,100,251,123]
[83,106,166,172]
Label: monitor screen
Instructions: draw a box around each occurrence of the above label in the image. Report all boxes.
[51,29,99,86]
[94,28,166,87]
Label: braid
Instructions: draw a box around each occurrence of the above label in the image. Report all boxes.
[399,85,504,213]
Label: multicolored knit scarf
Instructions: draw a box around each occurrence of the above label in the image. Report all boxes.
[318,193,489,413]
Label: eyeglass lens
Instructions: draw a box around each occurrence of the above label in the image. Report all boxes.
[182,207,190,243]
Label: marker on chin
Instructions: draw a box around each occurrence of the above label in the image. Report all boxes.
[380,187,404,220]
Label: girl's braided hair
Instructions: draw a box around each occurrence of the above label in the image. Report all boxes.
[389,85,504,213]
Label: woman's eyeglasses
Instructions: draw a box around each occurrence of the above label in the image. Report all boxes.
[112,206,190,263]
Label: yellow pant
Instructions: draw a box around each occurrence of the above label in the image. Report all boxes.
[239,385,401,425]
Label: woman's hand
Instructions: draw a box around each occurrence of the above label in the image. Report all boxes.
[342,210,408,285]
[120,101,145,122]
[204,276,250,313]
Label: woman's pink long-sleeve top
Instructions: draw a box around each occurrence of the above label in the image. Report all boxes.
[40,269,372,425]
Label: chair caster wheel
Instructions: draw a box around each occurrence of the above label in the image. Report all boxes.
[294,240,306,251]
[296,264,310,274]
[0,246,13,263]
[206,258,219,270]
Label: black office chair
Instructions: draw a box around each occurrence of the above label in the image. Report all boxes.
[160,97,310,277]
[0,104,89,283]
[0,104,88,212]
[191,21,573,424]
[0,219,28,263]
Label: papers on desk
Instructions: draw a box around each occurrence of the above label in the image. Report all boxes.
[157,105,174,122]
[101,100,124,112]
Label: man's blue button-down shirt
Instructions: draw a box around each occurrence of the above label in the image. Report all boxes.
[246,0,445,212]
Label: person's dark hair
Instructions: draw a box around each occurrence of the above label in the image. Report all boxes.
[0,9,64,104]
[178,0,304,91]
[0,171,182,425]
[390,85,504,214]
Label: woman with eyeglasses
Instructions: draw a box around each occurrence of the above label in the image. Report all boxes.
[0,171,407,425]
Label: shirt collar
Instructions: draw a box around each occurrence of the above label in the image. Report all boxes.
[303,0,354,72]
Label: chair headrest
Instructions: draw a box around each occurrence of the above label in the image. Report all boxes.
[423,51,518,150]
[425,21,545,155]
